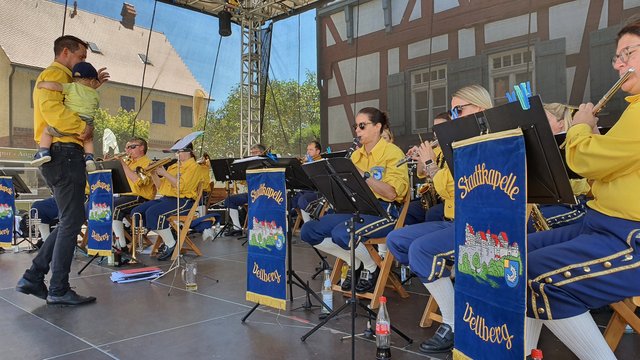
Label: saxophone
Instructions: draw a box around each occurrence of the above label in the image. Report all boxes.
[530,204,551,232]
[418,179,439,210]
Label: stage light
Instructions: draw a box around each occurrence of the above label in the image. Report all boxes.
[219,10,232,37]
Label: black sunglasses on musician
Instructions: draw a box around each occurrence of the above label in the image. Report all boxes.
[352,122,372,130]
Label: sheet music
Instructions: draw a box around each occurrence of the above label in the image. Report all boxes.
[232,156,268,164]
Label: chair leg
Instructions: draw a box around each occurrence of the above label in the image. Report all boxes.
[604,299,640,351]
[330,258,345,292]
[420,295,443,328]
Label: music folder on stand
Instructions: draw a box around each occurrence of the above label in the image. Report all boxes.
[210,157,237,240]
[299,158,412,360]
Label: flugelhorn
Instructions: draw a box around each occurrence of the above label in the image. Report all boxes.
[592,67,635,115]
[135,157,174,180]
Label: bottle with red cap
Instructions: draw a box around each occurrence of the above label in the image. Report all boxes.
[375,296,391,360]
[530,348,543,360]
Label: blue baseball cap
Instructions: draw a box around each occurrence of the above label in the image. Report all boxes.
[72,62,98,80]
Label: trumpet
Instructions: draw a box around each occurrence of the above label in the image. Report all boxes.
[113,152,130,161]
[592,67,635,115]
[135,157,174,179]
[130,212,145,263]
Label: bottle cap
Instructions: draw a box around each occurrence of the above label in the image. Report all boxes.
[530,349,543,359]
[379,296,387,303]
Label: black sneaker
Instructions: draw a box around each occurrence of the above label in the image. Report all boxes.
[418,324,454,354]
[157,244,176,261]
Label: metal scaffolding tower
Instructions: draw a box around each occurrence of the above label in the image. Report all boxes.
[240,16,263,156]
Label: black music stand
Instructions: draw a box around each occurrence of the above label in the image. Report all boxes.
[434,95,575,205]
[299,158,412,360]
[210,158,237,240]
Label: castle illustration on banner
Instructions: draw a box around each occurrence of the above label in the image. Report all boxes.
[249,217,285,251]
[88,202,111,222]
[457,223,522,288]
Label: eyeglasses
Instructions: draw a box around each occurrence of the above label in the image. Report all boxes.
[611,44,640,67]
[352,122,373,130]
[448,104,473,119]
[126,144,141,150]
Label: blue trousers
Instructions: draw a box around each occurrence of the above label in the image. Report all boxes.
[224,193,248,209]
[527,197,587,233]
[191,213,221,233]
[527,208,640,320]
[25,142,87,296]
[130,197,193,230]
[404,221,455,283]
[300,202,399,250]
[113,195,147,221]
[405,200,445,226]
[292,190,319,210]
[30,196,58,225]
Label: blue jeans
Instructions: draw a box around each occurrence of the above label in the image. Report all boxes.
[25,142,87,296]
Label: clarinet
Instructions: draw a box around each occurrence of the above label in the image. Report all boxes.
[308,137,361,220]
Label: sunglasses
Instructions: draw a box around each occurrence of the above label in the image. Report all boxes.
[352,122,373,130]
[448,104,473,119]
[126,144,141,150]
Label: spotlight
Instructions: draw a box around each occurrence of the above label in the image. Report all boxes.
[218,10,232,37]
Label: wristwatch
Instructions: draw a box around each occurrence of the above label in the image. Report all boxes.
[424,159,434,167]
[363,171,371,180]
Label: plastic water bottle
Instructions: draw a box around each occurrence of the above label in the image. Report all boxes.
[215,222,221,233]
[530,349,543,360]
[321,269,333,314]
[400,265,411,285]
[376,296,391,360]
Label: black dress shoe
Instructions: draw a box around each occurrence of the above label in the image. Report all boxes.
[157,244,176,261]
[16,277,48,300]
[341,265,362,291]
[355,267,379,294]
[46,289,96,306]
[419,324,454,354]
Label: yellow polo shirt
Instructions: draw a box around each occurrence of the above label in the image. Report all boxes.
[158,157,202,199]
[351,138,409,203]
[33,62,86,146]
[434,164,455,220]
[565,94,640,221]
[123,155,155,200]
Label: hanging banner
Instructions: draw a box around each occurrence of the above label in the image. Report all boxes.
[452,129,527,360]
[246,168,287,310]
[87,170,113,257]
[0,176,15,249]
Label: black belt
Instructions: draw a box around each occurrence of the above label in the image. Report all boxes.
[51,142,83,151]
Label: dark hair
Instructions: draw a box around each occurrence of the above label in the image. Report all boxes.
[434,111,452,122]
[357,107,389,134]
[129,137,148,154]
[251,144,266,153]
[617,15,640,41]
[309,140,322,152]
[54,35,87,57]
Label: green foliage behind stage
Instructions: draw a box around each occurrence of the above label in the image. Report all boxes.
[197,71,320,158]
[93,108,150,157]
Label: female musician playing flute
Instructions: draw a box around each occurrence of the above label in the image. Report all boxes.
[300,107,409,294]
[524,18,640,360]
[389,85,494,354]
[130,142,203,261]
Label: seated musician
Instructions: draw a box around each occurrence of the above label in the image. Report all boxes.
[111,137,155,251]
[130,142,203,261]
[403,111,451,226]
[294,140,322,223]
[300,107,409,294]
[224,143,266,236]
[524,20,640,360]
[392,85,494,354]
[526,103,590,232]
[30,196,59,244]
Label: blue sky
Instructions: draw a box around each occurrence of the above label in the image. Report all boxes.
[52,0,317,109]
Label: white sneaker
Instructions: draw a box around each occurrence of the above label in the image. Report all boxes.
[202,227,215,242]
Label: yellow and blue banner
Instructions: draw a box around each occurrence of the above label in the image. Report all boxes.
[0,176,15,249]
[245,168,288,310]
[452,129,527,360]
[87,170,113,257]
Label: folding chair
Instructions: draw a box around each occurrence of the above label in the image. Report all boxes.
[168,183,205,260]
[603,296,640,351]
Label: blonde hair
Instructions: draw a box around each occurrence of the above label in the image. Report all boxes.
[381,127,394,143]
[543,103,576,132]
[452,85,493,110]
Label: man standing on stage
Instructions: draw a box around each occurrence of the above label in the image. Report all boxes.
[16,35,108,306]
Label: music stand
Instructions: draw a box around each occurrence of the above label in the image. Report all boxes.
[299,158,412,360]
[434,95,575,205]
[321,150,348,158]
[210,158,236,240]
[94,160,132,194]
[1,171,34,249]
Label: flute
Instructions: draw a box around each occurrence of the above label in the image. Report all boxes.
[592,67,635,115]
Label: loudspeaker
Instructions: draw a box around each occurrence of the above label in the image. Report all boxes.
[218,10,232,37]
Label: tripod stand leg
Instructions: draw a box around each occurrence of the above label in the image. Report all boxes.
[301,300,353,341]
[241,303,260,323]
[310,247,331,280]
[78,253,101,275]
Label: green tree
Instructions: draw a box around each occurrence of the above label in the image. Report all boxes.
[196,71,320,158]
[92,108,150,157]
[472,253,481,272]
